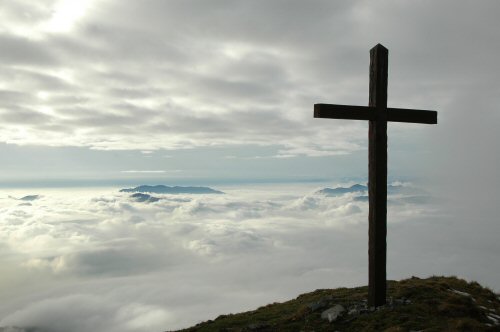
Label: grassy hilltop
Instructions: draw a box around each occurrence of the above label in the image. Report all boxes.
[171,276,500,332]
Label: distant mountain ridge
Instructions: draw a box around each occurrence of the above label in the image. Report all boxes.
[120,185,224,194]
[317,183,417,197]
[316,184,367,196]
[20,195,40,201]
[8,195,40,201]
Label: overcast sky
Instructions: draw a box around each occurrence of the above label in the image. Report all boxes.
[1,1,500,331]
[2,0,499,185]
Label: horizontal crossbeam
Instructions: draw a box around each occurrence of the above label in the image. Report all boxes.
[387,107,438,124]
[314,104,437,124]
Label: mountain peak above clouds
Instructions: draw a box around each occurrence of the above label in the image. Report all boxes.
[316,183,421,197]
[316,184,367,197]
[120,185,224,194]
[8,195,40,201]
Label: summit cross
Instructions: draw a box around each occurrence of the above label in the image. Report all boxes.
[314,44,437,307]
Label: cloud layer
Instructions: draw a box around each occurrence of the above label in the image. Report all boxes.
[1,183,496,331]
[0,0,370,156]
[4,0,498,158]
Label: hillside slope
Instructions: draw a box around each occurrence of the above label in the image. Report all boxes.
[171,276,500,332]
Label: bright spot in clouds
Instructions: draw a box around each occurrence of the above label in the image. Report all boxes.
[45,0,95,33]
[36,91,50,100]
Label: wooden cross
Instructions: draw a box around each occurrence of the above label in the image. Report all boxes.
[314,44,437,307]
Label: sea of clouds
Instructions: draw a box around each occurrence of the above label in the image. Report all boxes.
[0,183,496,331]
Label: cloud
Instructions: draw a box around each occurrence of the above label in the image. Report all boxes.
[0,0,401,156]
[0,0,499,162]
[1,294,170,332]
[5,0,493,158]
[0,183,449,331]
[0,34,56,66]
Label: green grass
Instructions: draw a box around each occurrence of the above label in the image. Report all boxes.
[171,276,500,332]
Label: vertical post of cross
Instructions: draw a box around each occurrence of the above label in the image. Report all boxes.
[368,44,388,307]
[314,44,437,307]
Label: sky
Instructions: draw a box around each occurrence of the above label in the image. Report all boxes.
[0,0,500,331]
[4,0,494,184]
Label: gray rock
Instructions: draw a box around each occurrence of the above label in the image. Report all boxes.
[321,304,345,322]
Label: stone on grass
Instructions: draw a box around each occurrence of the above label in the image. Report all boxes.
[321,304,345,322]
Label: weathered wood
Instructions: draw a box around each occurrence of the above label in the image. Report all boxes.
[315,104,437,124]
[387,108,437,124]
[314,104,374,121]
[313,43,437,308]
[368,44,388,307]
